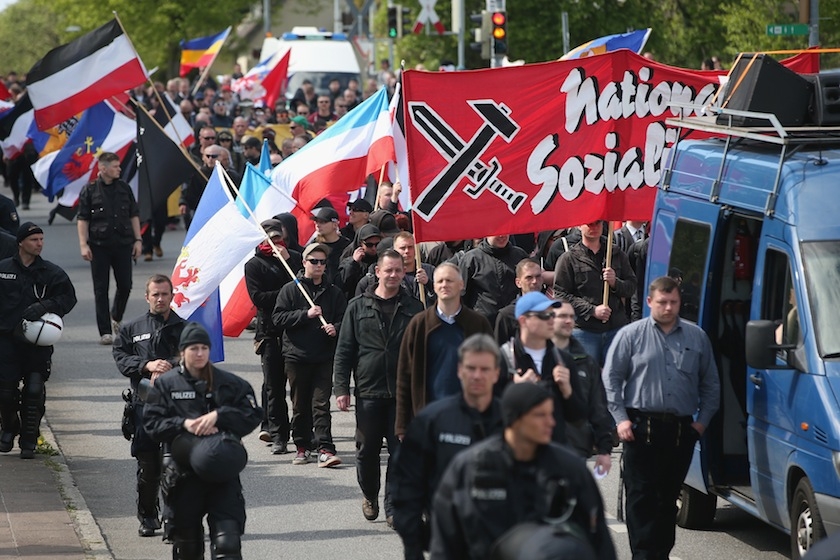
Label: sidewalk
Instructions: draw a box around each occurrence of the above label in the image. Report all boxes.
[0,422,111,559]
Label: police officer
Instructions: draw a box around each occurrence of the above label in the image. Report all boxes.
[0,222,77,458]
[143,323,262,559]
[430,383,615,560]
[113,274,185,537]
[77,151,143,345]
[391,334,504,560]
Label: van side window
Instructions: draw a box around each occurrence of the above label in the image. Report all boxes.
[761,250,801,349]
[669,220,710,322]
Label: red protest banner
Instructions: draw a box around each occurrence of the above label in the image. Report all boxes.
[403,50,818,242]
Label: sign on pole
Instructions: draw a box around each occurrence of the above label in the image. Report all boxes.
[766,23,810,36]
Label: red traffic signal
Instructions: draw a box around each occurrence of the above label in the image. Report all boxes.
[491,11,507,52]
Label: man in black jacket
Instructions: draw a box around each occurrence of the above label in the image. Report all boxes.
[113,274,185,537]
[458,236,528,327]
[430,383,615,560]
[334,249,424,525]
[552,300,614,473]
[273,243,346,467]
[391,333,504,560]
[554,220,636,365]
[0,223,77,458]
[77,152,142,345]
[245,220,302,454]
[500,292,586,446]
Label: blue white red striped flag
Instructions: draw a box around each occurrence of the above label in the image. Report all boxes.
[270,86,395,244]
[171,166,265,356]
[219,162,296,337]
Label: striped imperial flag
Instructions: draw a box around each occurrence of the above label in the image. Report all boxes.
[26,19,148,131]
[179,27,231,77]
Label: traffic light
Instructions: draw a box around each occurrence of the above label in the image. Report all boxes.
[399,5,412,38]
[469,11,492,60]
[491,11,507,55]
[387,6,398,38]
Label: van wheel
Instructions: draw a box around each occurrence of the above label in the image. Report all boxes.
[791,478,826,560]
[676,484,717,529]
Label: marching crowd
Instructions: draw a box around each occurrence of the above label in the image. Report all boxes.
[0,71,721,560]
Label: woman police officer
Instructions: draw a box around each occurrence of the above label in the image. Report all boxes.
[143,323,262,559]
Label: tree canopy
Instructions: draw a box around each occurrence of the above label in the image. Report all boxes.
[0,0,837,79]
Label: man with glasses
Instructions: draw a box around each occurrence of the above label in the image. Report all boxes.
[340,198,372,240]
[308,95,337,126]
[221,124,244,173]
[189,126,216,161]
[552,300,614,472]
[334,100,348,120]
[500,291,586,445]
[311,207,351,285]
[337,224,382,300]
[273,243,346,467]
[289,116,310,138]
[179,142,217,229]
[210,98,233,128]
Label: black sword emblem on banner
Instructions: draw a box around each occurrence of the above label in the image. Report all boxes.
[409,100,527,221]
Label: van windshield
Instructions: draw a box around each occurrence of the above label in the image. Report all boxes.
[287,72,361,100]
[801,241,840,358]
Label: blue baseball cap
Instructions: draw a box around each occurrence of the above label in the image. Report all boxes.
[515,292,561,319]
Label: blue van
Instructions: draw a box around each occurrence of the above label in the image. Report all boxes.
[647,69,840,559]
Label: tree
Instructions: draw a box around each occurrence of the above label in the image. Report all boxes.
[0,0,66,75]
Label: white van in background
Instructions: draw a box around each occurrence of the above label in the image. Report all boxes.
[260,27,362,101]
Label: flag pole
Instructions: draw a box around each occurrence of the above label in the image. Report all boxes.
[216,163,328,327]
[191,27,232,98]
[374,165,387,211]
[415,248,427,308]
[114,11,189,150]
[133,101,207,181]
[602,221,615,308]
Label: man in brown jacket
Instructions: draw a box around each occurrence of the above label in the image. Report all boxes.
[395,263,492,438]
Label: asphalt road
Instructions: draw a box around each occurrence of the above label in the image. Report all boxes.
[18,193,794,559]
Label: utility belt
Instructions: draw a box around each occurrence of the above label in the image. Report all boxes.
[626,409,697,448]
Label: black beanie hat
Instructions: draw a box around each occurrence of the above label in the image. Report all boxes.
[501,383,552,427]
[16,222,43,243]
[179,322,212,350]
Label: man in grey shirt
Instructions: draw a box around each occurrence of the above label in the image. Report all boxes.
[603,275,719,560]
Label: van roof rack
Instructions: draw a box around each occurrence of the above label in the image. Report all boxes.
[667,103,840,146]
[663,103,840,216]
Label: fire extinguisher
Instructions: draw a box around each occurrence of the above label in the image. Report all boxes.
[733,219,755,286]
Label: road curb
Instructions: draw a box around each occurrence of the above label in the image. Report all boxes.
[41,418,114,560]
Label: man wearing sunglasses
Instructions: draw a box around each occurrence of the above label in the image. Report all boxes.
[337,224,382,300]
[272,243,346,468]
[500,291,587,446]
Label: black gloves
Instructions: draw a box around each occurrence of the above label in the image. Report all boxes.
[22,302,47,322]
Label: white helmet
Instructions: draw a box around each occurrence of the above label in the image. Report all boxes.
[21,312,64,346]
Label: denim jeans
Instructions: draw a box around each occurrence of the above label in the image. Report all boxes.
[572,327,620,366]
